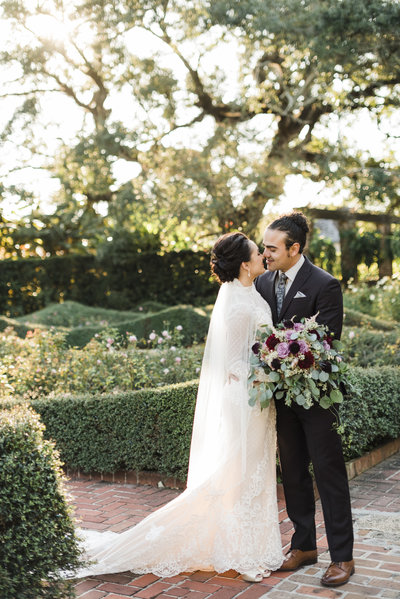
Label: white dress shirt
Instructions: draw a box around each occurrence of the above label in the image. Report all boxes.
[276,253,305,296]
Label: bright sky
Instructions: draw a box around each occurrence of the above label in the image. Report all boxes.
[1,11,399,222]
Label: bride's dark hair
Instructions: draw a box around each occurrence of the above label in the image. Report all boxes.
[210,232,251,283]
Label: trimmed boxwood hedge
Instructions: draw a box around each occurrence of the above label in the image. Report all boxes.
[4,368,400,483]
[64,305,210,348]
[0,406,82,598]
[343,307,398,331]
[0,251,218,318]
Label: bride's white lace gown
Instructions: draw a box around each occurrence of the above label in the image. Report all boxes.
[77,279,283,577]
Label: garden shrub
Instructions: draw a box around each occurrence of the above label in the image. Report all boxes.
[28,381,199,481]
[343,328,400,367]
[64,305,210,348]
[0,250,217,317]
[0,406,82,598]
[340,367,400,460]
[0,327,203,400]
[343,307,398,331]
[343,276,400,322]
[4,369,399,484]
[18,300,140,328]
[0,315,32,337]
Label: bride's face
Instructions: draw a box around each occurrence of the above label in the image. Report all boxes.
[247,240,265,278]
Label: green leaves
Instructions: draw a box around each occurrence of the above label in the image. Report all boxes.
[0,406,82,597]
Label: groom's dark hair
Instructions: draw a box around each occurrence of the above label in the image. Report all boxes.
[268,212,309,253]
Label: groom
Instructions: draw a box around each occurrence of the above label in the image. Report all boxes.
[255,212,354,587]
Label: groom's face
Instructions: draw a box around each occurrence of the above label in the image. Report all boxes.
[262,228,300,272]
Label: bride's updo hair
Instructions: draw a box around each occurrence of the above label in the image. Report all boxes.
[210,232,251,283]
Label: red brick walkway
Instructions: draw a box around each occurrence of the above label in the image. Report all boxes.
[67,451,400,599]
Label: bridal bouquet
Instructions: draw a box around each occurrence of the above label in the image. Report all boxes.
[248,315,349,410]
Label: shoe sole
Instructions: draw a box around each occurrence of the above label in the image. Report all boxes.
[321,567,355,587]
[279,558,318,572]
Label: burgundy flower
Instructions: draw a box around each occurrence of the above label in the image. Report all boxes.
[266,334,279,350]
[320,360,332,373]
[271,358,281,370]
[283,320,295,329]
[325,335,334,347]
[298,351,315,369]
[289,341,300,355]
[252,342,260,355]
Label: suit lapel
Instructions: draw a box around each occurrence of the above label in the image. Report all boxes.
[279,257,313,320]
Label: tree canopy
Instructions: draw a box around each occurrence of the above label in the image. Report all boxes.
[1,0,400,256]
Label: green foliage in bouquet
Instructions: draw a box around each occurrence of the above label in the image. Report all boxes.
[0,406,82,598]
[248,316,349,410]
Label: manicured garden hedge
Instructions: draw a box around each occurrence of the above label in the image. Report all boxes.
[343,307,398,331]
[0,251,218,317]
[0,406,82,598]
[64,305,210,348]
[4,368,400,483]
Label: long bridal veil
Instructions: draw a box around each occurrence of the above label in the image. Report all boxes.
[187,280,255,489]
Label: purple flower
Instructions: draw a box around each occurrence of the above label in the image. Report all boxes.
[323,340,330,351]
[252,342,260,354]
[294,322,304,331]
[298,339,309,353]
[276,342,290,358]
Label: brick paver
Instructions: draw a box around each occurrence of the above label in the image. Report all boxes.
[68,451,400,599]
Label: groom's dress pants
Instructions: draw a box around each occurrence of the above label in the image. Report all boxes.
[276,400,354,562]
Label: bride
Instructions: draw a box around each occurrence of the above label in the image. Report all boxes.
[76,232,283,583]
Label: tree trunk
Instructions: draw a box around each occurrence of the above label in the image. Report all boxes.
[378,222,393,278]
[338,219,358,285]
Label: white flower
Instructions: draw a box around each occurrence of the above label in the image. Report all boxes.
[160,358,166,364]
[348,331,355,339]
[139,306,143,311]
[196,367,200,373]
[163,368,170,374]
[149,332,156,341]
[107,338,114,345]
[176,325,183,331]
[157,337,163,344]
[170,346,176,351]
[369,294,376,301]
[175,357,182,364]
[128,334,137,343]
[162,330,169,337]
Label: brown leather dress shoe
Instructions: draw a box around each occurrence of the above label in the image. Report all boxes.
[278,548,318,571]
[321,560,355,586]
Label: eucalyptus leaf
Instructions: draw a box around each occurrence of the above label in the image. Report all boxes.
[330,389,343,404]
[269,371,280,382]
[295,394,306,405]
[319,395,331,409]
[319,371,329,382]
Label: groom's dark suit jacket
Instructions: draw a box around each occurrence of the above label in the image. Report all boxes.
[255,255,343,340]
[255,255,353,562]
